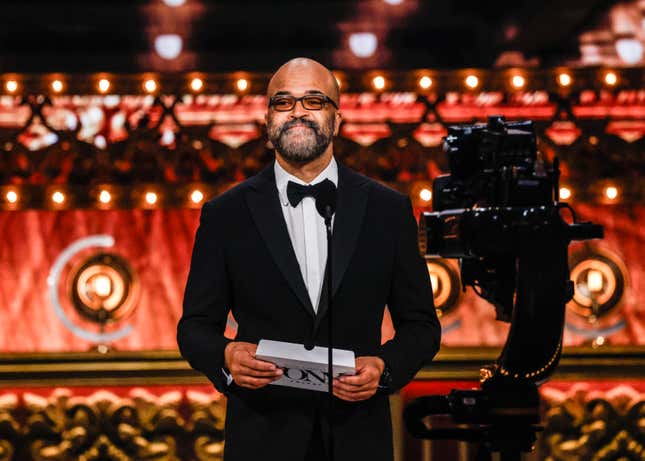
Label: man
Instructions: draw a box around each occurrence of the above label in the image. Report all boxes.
[178,58,441,461]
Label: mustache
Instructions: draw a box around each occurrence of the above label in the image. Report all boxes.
[278,118,320,136]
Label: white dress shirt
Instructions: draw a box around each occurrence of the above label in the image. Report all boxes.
[274,157,338,312]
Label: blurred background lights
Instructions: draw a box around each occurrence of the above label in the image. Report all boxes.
[5,80,18,93]
[145,192,158,205]
[604,71,618,85]
[99,190,111,204]
[419,188,432,202]
[615,38,643,64]
[6,191,17,203]
[98,79,110,93]
[190,78,203,91]
[144,79,157,93]
[190,190,204,203]
[51,80,64,93]
[511,75,525,88]
[419,76,432,89]
[349,33,378,58]
[384,0,404,4]
[558,72,572,86]
[163,0,186,6]
[154,34,183,60]
[559,187,572,200]
[465,75,479,88]
[92,274,112,298]
[372,75,385,90]
[605,186,618,200]
[236,78,248,91]
[587,269,604,293]
[52,191,65,204]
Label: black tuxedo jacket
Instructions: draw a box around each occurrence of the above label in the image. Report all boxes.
[178,162,441,461]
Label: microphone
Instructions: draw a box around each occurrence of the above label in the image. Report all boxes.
[314,179,337,222]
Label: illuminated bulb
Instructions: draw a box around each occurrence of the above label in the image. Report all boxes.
[98,79,110,93]
[52,191,65,204]
[5,80,18,93]
[558,73,572,87]
[349,33,378,58]
[418,76,432,89]
[605,186,618,200]
[99,190,111,204]
[587,269,604,293]
[163,0,185,6]
[429,273,439,295]
[93,274,112,297]
[51,80,63,93]
[511,75,525,88]
[465,75,479,89]
[604,72,618,86]
[372,75,385,90]
[190,78,203,91]
[559,187,572,200]
[191,189,204,203]
[144,79,157,93]
[419,188,432,202]
[6,191,18,203]
[145,192,158,205]
[236,78,248,91]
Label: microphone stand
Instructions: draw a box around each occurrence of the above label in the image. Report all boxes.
[324,205,334,461]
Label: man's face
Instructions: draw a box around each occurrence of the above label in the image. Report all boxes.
[266,70,340,164]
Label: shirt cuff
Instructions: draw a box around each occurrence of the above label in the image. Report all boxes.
[222,367,233,386]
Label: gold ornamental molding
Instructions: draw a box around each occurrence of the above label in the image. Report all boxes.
[0,347,644,387]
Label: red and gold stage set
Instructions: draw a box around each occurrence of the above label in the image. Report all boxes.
[0,68,643,460]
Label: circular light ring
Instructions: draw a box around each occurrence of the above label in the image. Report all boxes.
[68,252,139,324]
[425,257,461,317]
[568,251,626,319]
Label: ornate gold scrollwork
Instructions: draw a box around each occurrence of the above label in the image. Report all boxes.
[0,394,18,461]
[540,384,645,460]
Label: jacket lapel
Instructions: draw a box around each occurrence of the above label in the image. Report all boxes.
[245,165,316,318]
[314,163,369,328]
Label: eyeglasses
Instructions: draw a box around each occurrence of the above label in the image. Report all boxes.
[268,94,339,111]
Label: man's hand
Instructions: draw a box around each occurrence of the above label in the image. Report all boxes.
[224,342,283,389]
[333,356,385,402]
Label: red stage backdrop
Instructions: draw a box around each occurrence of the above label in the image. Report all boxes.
[0,204,642,352]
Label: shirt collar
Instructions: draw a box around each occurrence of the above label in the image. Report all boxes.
[274,157,338,207]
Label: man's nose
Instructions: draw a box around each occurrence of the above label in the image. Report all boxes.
[290,99,309,118]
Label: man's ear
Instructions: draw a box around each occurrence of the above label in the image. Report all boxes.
[334,111,342,136]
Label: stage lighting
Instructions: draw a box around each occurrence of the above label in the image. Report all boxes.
[557,73,572,87]
[419,188,432,202]
[154,34,183,60]
[51,80,64,93]
[425,258,461,317]
[99,190,111,204]
[604,71,618,86]
[236,78,248,91]
[349,33,378,58]
[98,79,110,93]
[372,75,386,90]
[190,78,203,92]
[465,75,479,89]
[52,191,65,204]
[418,76,432,89]
[511,75,525,88]
[144,79,157,93]
[6,191,18,203]
[605,186,618,200]
[191,189,204,204]
[615,38,643,65]
[5,81,18,93]
[163,0,186,6]
[145,192,158,205]
[559,187,572,200]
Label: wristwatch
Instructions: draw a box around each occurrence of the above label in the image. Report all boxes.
[378,363,393,393]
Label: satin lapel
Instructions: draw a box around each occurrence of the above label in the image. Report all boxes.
[245,165,316,318]
[314,163,369,325]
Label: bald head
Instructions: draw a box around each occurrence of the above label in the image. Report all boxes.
[267,57,340,105]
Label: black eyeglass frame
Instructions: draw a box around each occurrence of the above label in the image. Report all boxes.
[268,94,339,111]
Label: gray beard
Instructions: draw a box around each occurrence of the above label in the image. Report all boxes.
[268,117,334,164]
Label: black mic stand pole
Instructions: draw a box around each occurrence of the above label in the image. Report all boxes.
[324,205,334,461]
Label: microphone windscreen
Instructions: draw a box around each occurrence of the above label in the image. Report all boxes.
[315,179,337,218]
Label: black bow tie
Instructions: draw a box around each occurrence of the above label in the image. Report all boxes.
[286,179,336,208]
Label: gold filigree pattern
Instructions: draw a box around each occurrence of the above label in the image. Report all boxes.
[0,394,18,461]
[185,390,225,460]
[540,383,645,460]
